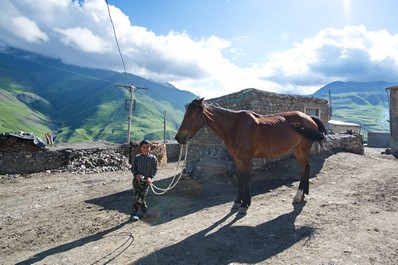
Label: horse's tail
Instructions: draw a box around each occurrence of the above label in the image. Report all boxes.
[311,116,328,135]
[292,116,328,144]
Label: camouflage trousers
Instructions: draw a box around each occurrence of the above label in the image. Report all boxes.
[131,178,149,213]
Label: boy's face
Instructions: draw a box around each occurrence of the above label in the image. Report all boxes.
[140,144,150,155]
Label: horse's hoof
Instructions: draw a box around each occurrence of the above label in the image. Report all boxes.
[238,207,248,215]
[292,197,303,204]
[231,202,241,211]
[292,190,304,204]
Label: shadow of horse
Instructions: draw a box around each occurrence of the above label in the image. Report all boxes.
[132,202,313,265]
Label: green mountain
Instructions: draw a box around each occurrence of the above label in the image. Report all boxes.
[0,47,197,143]
[312,81,398,136]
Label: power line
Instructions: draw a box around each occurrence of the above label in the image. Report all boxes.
[22,58,119,86]
[353,55,398,83]
[105,0,128,81]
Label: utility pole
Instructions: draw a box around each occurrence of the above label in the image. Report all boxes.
[164,110,166,144]
[328,89,333,117]
[115,83,148,143]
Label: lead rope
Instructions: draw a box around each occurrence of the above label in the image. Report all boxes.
[150,142,189,195]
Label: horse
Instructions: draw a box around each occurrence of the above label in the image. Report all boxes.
[175,98,327,214]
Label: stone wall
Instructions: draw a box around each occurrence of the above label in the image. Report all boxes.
[387,86,398,158]
[367,131,390,148]
[209,88,329,123]
[166,143,186,161]
[0,150,72,174]
[0,142,168,175]
[324,132,364,155]
[0,145,130,175]
[0,133,45,152]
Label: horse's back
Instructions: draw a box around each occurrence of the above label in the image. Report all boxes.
[253,111,314,127]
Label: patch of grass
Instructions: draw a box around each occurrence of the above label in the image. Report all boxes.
[0,90,51,137]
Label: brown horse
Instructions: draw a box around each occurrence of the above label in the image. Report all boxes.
[175,98,327,214]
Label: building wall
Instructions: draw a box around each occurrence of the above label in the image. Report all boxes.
[329,124,361,134]
[367,131,390,148]
[387,86,398,158]
[0,135,43,152]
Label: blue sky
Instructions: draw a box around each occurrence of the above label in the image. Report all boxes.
[1,0,397,98]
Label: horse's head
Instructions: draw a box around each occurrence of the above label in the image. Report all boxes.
[175,98,206,144]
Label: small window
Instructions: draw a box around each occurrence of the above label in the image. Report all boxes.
[305,108,320,117]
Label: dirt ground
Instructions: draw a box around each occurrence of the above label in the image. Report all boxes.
[1,147,397,265]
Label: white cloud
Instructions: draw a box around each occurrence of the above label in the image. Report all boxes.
[262,25,398,94]
[9,16,49,43]
[55,27,108,53]
[0,0,397,98]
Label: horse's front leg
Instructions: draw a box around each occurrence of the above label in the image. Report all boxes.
[231,157,252,213]
[231,172,251,214]
[238,172,251,214]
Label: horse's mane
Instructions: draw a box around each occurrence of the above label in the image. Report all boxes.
[203,100,242,121]
[204,100,241,113]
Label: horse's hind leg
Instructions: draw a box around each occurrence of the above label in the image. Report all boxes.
[292,140,312,204]
[231,173,243,210]
[238,172,251,214]
[293,163,309,204]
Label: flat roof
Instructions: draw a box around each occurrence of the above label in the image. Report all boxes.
[328,120,360,126]
[386,86,398,91]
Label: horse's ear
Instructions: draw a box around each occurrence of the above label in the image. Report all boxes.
[198,97,204,104]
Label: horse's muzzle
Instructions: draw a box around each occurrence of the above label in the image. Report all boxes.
[175,134,188,145]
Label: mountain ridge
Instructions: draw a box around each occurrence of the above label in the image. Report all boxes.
[312,80,398,135]
[0,47,197,143]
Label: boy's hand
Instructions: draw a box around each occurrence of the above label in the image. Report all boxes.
[146,177,152,185]
[135,175,144,181]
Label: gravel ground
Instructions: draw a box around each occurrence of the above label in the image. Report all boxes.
[1,147,397,264]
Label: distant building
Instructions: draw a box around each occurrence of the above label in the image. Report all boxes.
[328,120,361,134]
[0,132,46,152]
[386,85,398,158]
[367,131,390,148]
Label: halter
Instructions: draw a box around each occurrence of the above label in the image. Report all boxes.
[183,109,207,130]
[200,113,208,127]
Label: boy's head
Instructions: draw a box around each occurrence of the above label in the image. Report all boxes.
[139,140,151,155]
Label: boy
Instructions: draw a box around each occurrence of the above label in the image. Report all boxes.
[130,140,158,221]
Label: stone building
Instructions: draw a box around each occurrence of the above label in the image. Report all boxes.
[185,88,330,176]
[327,120,361,134]
[386,86,398,158]
[367,131,390,148]
[0,132,46,152]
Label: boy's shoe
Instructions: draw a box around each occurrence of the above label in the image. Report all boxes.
[130,213,139,222]
[142,208,150,219]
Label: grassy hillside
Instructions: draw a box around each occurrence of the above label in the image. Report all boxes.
[0,89,52,133]
[313,81,397,137]
[0,48,196,143]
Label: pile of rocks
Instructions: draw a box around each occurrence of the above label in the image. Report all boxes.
[50,148,131,174]
[324,132,364,155]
